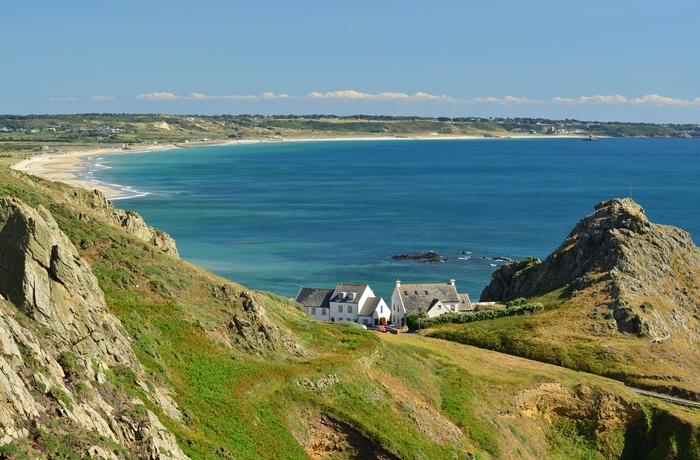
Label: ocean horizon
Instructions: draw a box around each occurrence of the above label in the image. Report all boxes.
[83,137,700,301]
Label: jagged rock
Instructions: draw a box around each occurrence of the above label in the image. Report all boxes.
[212,287,304,357]
[0,198,190,458]
[481,198,700,338]
[70,188,179,257]
[0,197,140,368]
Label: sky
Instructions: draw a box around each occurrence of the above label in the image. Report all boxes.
[3,0,700,123]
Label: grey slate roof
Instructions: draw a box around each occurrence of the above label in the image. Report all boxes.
[358,297,383,316]
[458,293,473,311]
[295,287,334,308]
[398,282,459,314]
[331,283,370,304]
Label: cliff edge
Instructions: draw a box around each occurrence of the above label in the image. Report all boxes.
[481,198,700,339]
[0,196,188,458]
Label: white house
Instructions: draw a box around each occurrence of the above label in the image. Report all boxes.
[391,279,467,326]
[295,283,390,326]
[294,287,334,321]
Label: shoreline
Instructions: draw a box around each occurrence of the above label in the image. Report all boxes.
[11,144,181,199]
[10,134,587,199]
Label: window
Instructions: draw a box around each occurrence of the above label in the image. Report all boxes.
[450,306,455,312]
[312,307,317,315]
[424,290,429,295]
[322,309,327,316]
[414,291,418,295]
[338,305,344,313]
[348,305,353,314]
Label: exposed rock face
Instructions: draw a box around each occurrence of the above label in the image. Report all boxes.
[0,197,189,458]
[71,188,179,257]
[209,286,305,357]
[0,197,139,367]
[481,198,700,338]
[514,382,644,432]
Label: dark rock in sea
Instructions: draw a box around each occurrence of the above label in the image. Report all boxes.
[391,250,446,263]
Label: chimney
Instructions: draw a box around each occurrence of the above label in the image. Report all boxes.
[449,279,455,286]
[396,279,401,287]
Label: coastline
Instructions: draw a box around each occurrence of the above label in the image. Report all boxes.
[11,134,585,199]
[11,144,180,199]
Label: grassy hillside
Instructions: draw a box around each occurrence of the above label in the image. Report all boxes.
[2,166,700,459]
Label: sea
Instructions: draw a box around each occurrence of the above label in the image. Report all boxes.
[81,138,700,301]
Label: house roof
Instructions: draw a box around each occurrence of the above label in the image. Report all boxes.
[295,287,334,308]
[397,282,459,314]
[458,293,472,311]
[358,297,385,316]
[331,283,370,304]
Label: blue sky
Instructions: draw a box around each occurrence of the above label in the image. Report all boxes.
[3,0,699,123]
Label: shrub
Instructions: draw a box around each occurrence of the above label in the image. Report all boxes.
[419,303,544,328]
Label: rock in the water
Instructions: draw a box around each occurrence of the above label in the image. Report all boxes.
[391,250,445,262]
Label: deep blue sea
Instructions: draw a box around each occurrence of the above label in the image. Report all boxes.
[83,138,700,301]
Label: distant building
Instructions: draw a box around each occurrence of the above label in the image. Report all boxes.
[391,279,467,326]
[295,283,390,326]
[294,287,334,321]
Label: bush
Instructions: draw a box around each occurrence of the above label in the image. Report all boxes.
[405,313,425,330]
[419,303,544,328]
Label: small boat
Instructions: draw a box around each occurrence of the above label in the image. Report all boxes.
[582,135,597,141]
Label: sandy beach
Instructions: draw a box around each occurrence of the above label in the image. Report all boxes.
[10,134,583,200]
[11,144,179,199]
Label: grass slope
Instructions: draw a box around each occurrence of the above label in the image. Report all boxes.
[3,166,700,459]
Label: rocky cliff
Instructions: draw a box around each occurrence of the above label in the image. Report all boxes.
[481,198,700,339]
[70,187,179,257]
[0,196,188,458]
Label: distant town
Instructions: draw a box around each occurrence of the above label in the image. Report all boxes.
[2,114,699,157]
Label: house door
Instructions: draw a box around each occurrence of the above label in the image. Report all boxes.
[380,317,387,326]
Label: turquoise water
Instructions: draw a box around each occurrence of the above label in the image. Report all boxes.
[84,138,700,300]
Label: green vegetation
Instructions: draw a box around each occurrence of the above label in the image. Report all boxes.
[418,303,545,329]
[1,114,699,161]
[4,156,700,458]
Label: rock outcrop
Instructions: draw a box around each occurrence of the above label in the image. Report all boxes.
[0,197,139,367]
[71,188,179,257]
[0,197,189,458]
[481,198,700,338]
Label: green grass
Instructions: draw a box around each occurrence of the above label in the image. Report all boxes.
[6,162,700,458]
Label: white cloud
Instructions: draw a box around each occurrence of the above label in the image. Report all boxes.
[261,92,293,99]
[307,90,454,101]
[472,96,542,104]
[132,90,700,112]
[90,95,116,102]
[554,95,628,104]
[136,92,181,101]
[48,96,80,102]
[631,94,693,106]
[552,94,700,106]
